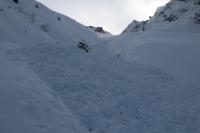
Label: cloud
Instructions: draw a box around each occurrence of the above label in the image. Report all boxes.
[37,0,169,34]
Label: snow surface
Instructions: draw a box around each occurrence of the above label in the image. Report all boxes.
[109,0,200,87]
[0,42,88,133]
[1,0,200,133]
[109,30,200,87]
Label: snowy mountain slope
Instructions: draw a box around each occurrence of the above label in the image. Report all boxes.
[0,42,88,133]
[1,0,200,133]
[0,0,99,46]
[109,0,200,87]
[0,0,101,133]
[123,0,200,33]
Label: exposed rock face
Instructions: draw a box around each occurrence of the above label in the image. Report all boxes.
[122,20,147,33]
[88,26,108,34]
[13,0,18,4]
[123,0,200,34]
[194,0,200,5]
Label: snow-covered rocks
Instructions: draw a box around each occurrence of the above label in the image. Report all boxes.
[123,0,200,34]
[88,26,107,34]
[122,20,147,33]
[193,11,200,23]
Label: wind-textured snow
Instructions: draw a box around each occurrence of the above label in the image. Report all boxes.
[0,0,200,133]
[0,42,88,133]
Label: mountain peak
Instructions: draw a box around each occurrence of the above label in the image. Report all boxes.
[123,0,200,34]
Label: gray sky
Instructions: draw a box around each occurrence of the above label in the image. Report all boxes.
[37,0,169,34]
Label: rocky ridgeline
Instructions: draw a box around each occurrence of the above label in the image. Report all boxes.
[88,26,110,34]
[123,0,200,33]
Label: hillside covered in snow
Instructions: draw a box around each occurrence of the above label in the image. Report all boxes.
[122,0,200,33]
[109,0,200,87]
[0,0,200,133]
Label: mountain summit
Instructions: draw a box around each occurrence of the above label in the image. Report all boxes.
[123,0,200,33]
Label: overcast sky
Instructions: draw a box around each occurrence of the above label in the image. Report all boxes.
[37,0,169,34]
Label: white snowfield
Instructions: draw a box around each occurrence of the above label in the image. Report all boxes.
[0,0,200,133]
[109,31,200,87]
[0,42,88,133]
[110,0,200,87]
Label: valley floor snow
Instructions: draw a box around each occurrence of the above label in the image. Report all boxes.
[1,40,199,133]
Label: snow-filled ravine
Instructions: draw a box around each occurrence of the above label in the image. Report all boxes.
[2,39,200,133]
[0,0,200,133]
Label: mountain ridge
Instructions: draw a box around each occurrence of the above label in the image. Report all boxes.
[123,0,200,33]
